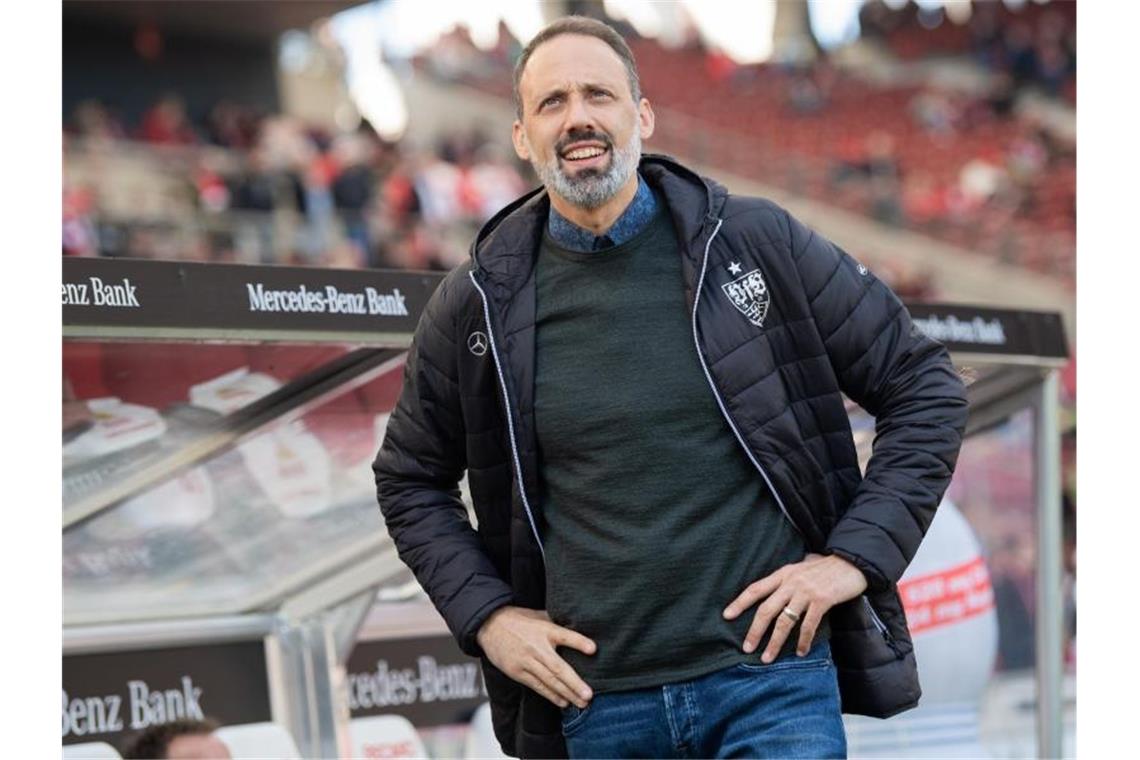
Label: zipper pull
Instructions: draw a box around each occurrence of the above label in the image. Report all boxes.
[863,596,905,658]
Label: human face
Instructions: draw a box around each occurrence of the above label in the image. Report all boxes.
[165,733,232,759]
[513,34,654,210]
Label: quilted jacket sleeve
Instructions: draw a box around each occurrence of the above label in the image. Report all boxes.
[784,211,969,590]
[372,270,514,655]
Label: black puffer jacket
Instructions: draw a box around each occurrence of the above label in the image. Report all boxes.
[374,155,968,758]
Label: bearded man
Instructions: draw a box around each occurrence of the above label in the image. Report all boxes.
[374,15,968,759]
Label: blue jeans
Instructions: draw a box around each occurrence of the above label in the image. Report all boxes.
[560,640,846,758]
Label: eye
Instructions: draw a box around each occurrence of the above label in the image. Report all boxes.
[589,89,612,100]
[540,95,563,110]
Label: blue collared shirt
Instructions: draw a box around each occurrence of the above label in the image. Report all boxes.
[547,174,659,252]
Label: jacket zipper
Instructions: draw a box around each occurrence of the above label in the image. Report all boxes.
[689,218,804,541]
[471,219,900,658]
[863,595,903,656]
[468,271,546,561]
[691,222,902,659]
[862,596,891,638]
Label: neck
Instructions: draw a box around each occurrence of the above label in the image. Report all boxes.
[547,172,640,235]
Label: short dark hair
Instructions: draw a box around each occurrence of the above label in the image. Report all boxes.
[121,718,221,759]
[512,15,642,119]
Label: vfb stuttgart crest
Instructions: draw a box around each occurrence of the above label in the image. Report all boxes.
[721,268,770,328]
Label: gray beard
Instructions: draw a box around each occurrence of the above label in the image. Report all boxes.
[530,130,641,210]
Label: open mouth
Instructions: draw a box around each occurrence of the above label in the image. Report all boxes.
[560,143,610,167]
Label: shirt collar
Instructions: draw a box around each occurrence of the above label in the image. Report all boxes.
[546,173,658,252]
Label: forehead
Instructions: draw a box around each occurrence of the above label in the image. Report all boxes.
[520,34,631,99]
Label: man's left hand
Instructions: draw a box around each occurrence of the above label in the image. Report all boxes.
[723,553,868,662]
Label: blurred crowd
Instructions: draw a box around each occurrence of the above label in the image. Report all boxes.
[861,0,1077,103]
[63,2,1076,297]
[433,4,1075,289]
[61,88,934,298]
[63,94,529,272]
[825,101,1074,240]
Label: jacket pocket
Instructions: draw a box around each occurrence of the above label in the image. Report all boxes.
[480,659,522,756]
[828,590,921,719]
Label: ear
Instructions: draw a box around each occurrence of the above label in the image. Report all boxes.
[638,98,655,141]
[512,121,531,161]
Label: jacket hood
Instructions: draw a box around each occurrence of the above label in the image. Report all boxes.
[469,153,729,298]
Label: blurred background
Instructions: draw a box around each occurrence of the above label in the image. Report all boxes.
[62,0,1076,297]
[61,1,1077,758]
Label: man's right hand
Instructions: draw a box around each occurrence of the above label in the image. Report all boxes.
[476,606,596,709]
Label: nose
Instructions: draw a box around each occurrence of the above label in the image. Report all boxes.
[562,92,596,133]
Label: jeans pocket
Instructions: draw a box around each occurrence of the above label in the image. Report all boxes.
[561,701,594,735]
[735,656,832,674]
[735,641,834,674]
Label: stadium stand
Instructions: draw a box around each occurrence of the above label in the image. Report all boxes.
[433,18,1074,290]
[63,97,527,272]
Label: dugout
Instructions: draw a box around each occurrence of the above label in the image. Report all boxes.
[61,258,1069,758]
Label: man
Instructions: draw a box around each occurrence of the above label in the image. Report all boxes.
[121,718,231,759]
[374,16,968,759]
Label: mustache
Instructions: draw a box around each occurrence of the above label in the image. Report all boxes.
[555,129,613,156]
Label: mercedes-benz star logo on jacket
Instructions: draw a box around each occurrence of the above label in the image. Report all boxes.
[467,331,488,356]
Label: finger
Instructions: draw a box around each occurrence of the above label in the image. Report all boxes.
[724,574,782,620]
[761,595,807,663]
[532,656,590,708]
[517,668,568,709]
[743,589,791,653]
[796,601,826,656]
[537,649,593,705]
[552,625,598,657]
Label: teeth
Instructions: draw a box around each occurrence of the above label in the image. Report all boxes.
[564,147,605,160]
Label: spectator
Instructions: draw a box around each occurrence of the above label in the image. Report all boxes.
[864,131,900,183]
[468,143,527,221]
[230,147,279,262]
[830,130,902,223]
[71,99,127,142]
[909,88,960,138]
[121,718,231,759]
[63,184,98,257]
[297,138,339,264]
[1002,23,1039,88]
[388,219,448,271]
[1034,39,1070,98]
[988,536,1036,671]
[330,132,378,264]
[1006,123,1049,190]
[206,100,257,150]
[193,150,233,214]
[984,71,1018,119]
[832,131,899,185]
[381,159,421,226]
[968,3,1004,70]
[902,171,947,230]
[787,68,827,114]
[413,150,463,226]
[139,94,198,146]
